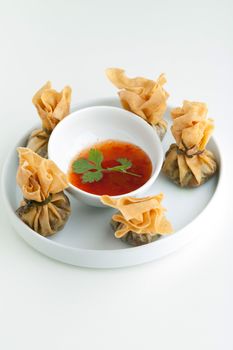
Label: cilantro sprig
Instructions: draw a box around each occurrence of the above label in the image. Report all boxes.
[72,149,141,183]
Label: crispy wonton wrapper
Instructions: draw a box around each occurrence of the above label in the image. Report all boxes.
[101,194,173,246]
[16,147,71,236]
[26,81,72,158]
[162,101,217,187]
[106,68,169,140]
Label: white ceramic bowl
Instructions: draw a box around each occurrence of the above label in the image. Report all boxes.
[48,106,163,207]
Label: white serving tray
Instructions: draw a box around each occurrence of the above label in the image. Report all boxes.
[1,97,222,268]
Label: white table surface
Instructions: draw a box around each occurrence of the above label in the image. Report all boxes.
[0,0,233,349]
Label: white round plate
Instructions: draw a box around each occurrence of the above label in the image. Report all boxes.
[2,97,221,268]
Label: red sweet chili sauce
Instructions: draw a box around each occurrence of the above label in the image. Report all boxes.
[69,140,152,196]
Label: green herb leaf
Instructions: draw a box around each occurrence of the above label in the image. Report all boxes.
[72,159,95,174]
[88,149,103,168]
[107,158,132,172]
[116,158,132,170]
[72,149,140,184]
[82,170,103,183]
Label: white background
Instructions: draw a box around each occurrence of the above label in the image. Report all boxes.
[0,0,233,349]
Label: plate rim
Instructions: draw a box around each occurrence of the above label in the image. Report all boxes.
[1,97,223,267]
